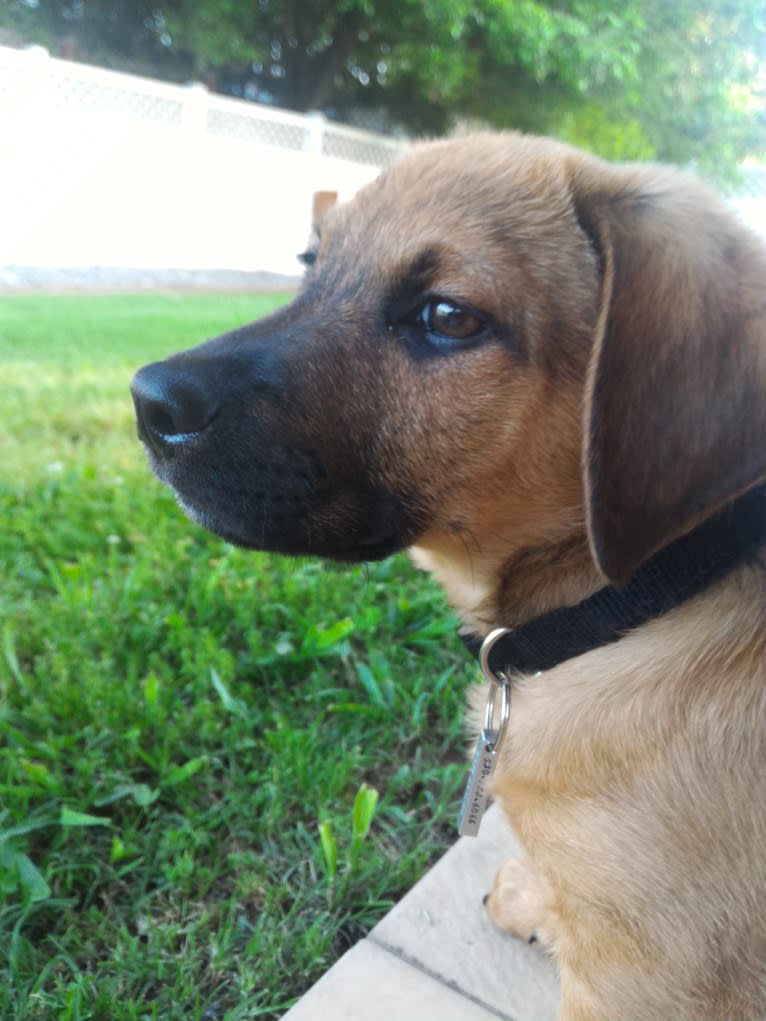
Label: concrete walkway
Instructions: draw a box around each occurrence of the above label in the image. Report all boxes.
[282,807,559,1021]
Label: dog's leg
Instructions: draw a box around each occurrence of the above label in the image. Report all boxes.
[484,857,557,948]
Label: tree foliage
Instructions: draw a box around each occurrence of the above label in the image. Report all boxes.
[1,0,763,175]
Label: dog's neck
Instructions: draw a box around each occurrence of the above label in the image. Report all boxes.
[411,527,601,635]
[493,532,602,627]
[460,483,766,676]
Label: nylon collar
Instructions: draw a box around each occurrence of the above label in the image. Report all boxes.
[462,483,766,677]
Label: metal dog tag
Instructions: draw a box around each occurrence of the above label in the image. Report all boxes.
[457,727,498,837]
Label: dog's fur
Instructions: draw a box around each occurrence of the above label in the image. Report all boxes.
[131,133,766,1020]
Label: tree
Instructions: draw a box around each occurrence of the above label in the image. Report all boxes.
[0,1,172,74]
[1,0,763,177]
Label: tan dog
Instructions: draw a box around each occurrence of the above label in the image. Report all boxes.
[131,133,766,1020]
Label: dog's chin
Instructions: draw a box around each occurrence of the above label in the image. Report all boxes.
[175,494,411,563]
[332,530,406,562]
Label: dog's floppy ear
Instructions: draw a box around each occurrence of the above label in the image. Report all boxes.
[571,161,766,584]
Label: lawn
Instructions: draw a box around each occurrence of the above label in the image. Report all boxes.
[0,295,476,1020]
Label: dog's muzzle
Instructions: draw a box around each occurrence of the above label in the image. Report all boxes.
[129,352,334,551]
[129,340,416,561]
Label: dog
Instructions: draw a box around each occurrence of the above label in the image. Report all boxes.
[131,132,766,1020]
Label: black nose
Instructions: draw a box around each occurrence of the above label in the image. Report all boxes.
[130,361,219,455]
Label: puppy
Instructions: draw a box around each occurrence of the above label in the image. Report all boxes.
[131,133,766,1020]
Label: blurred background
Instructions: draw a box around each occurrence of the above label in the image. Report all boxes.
[0,0,764,290]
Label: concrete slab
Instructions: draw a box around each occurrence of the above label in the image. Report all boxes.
[281,938,503,1021]
[370,805,559,1021]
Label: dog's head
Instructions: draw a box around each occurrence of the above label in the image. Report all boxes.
[131,133,766,621]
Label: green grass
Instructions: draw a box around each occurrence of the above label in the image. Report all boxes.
[0,295,475,1020]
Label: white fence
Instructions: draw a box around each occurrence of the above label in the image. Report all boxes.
[0,44,763,284]
[0,45,405,278]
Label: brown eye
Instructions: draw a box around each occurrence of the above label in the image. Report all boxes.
[419,300,486,346]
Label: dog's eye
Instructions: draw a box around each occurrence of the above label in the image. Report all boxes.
[422,301,481,338]
[418,300,486,347]
[392,296,491,356]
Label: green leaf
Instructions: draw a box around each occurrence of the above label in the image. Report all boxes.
[0,815,56,841]
[60,807,110,828]
[351,783,379,844]
[19,759,56,790]
[95,783,160,808]
[129,783,160,807]
[2,625,23,685]
[143,671,160,709]
[355,662,386,707]
[163,756,207,787]
[318,820,337,882]
[15,851,51,902]
[304,617,355,653]
[110,836,131,863]
[211,668,248,718]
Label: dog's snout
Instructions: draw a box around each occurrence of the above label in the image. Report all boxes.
[131,362,218,454]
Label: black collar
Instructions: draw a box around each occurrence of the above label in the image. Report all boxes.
[462,483,766,677]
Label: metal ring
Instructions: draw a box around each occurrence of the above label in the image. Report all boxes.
[483,677,511,755]
[479,627,513,687]
[479,628,513,756]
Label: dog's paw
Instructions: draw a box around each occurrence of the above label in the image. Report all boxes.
[484,857,554,948]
